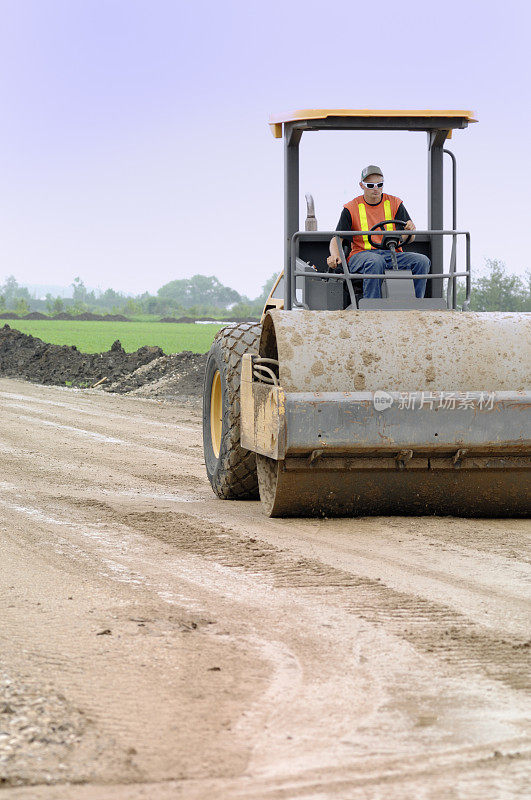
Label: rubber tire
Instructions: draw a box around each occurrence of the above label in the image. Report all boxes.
[203,322,262,499]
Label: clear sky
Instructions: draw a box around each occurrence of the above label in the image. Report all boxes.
[0,0,529,299]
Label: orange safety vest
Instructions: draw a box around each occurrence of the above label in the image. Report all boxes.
[343,194,402,258]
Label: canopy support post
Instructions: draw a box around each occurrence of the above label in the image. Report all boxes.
[284,124,302,311]
[427,129,449,297]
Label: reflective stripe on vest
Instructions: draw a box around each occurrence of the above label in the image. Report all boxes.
[358,199,394,249]
[357,203,371,250]
[384,199,393,230]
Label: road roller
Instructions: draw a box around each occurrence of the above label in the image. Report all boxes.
[203,109,530,517]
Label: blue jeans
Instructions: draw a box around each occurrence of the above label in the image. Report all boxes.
[348,250,431,299]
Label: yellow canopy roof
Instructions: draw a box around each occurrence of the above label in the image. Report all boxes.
[269,108,478,138]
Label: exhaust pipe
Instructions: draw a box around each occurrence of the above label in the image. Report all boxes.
[305,193,317,231]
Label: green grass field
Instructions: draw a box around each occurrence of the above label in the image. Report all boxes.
[0,319,223,354]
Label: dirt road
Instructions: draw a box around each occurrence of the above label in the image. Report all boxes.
[1,377,529,799]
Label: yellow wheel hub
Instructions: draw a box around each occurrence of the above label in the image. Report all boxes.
[210,369,222,458]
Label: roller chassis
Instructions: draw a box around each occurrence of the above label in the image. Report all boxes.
[202,108,531,516]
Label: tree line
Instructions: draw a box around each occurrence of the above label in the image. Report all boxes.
[455,260,530,312]
[0,260,529,317]
[0,274,278,318]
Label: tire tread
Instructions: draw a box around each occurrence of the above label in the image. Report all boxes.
[208,322,262,499]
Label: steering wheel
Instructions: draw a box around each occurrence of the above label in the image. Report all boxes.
[367,219,413,249]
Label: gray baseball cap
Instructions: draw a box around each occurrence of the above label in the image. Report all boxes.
[361,165,384,181]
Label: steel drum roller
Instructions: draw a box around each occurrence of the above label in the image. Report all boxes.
[260,310,530,394]
[255,310,530,517]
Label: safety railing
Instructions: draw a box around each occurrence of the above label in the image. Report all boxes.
[288,230,471,311]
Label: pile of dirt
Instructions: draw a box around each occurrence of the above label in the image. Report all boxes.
[69,312,106,321]
[22,311,48,319]
[0,312,258,324]
[0,325,163,387]
[0,312,133,321]
[106,351,207,400]
[0,324,207,399]
[51,312,132,321]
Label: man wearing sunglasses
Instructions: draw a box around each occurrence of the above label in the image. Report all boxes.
[327,165,430,299]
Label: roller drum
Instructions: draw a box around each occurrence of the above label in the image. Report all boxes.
[260,310,530,394]
[256,310,531,517]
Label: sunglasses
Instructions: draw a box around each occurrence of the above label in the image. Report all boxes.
[362,181,384,189]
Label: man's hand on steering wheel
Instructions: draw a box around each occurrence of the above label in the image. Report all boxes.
[367,219,415,249]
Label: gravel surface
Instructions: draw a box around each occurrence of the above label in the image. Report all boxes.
[0,673,87,787]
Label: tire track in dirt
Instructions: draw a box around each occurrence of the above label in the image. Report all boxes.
[4,485,529,795]
[64,501,531,695]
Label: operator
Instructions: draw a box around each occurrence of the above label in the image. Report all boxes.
[327,165,430,299]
